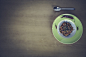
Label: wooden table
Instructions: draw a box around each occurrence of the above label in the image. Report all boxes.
[0,0,86,57]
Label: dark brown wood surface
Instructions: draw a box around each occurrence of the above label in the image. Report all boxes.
[0,0,86,57]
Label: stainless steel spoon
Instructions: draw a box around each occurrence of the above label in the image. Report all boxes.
[53,7,75,11]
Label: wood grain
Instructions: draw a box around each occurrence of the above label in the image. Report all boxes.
[0,0,86,57]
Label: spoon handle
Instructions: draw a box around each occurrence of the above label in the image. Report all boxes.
[61,8,75,10]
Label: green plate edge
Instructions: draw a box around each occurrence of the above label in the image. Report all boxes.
[52,14,83,44]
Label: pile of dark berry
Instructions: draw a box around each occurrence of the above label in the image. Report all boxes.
[59,22,73,36]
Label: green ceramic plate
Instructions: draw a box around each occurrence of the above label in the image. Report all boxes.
[52,14,83,44]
